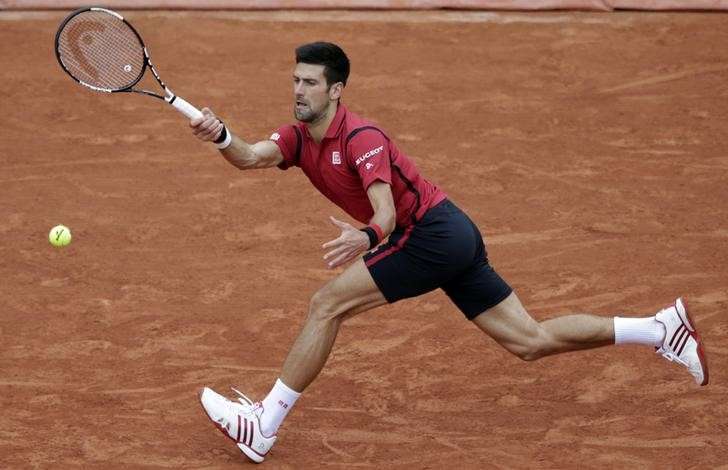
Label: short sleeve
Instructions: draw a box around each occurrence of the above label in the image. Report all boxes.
[346,129,392,190]
[270,125,301,170]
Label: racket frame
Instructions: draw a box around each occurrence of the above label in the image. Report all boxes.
[54,6,202,119]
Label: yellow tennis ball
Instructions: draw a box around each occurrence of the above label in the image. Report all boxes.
[49,225,72,247]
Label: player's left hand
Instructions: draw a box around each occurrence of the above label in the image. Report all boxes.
[322,216,370,269]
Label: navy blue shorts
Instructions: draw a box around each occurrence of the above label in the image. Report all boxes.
[364,199,512,320]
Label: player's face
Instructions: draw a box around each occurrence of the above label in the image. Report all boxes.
[293,63,340,123]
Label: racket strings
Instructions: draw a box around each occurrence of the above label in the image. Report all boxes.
[57,11,145,91]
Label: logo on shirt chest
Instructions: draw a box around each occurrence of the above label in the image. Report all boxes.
[331,151,341,165]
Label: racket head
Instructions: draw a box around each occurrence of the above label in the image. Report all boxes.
[54,7,148,93]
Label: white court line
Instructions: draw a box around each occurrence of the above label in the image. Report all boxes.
[0,10,636,24]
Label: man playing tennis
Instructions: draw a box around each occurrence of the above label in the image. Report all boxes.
[191,42,708,463]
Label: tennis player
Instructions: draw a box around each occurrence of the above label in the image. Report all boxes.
[191,42,709,463]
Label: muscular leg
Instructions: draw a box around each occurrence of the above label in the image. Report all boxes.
[473,292,615,361]
[280,258,387,392]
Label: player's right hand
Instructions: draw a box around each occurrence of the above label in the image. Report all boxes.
[190,107,225,142]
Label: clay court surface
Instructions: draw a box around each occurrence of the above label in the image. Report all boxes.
[1,9,727,468]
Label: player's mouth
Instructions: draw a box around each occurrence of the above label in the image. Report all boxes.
[295,100,308,110]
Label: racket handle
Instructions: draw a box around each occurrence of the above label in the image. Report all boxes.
[168,95,203,120]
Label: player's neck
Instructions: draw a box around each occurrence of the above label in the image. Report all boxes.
[306,102,338,143]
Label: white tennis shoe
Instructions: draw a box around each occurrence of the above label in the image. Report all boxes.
[655,298,709,386]
[199,387,276,463]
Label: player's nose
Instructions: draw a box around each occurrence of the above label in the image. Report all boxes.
[294,81,306,96]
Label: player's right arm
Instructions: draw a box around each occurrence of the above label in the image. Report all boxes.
[190,107,283,170]
[219,136,283,170]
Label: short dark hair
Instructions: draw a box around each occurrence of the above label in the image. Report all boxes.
[295,42,350,87]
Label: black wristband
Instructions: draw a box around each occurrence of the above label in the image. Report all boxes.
[213,124,228,144]
[361,227,378,250]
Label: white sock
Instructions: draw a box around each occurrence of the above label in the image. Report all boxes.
[260,378,301,436]
[613,316,666,347]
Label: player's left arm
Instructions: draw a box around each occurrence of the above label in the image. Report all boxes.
[322,181,395,269]
[364,180,396,238]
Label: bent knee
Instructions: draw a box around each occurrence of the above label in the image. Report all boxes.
[508,331,553,362]
[514,345,545,362]
[308,287,342,323]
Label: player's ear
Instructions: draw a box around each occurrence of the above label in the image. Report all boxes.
[329,82,343,101]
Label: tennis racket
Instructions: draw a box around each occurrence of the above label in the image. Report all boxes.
[54,6,208,123]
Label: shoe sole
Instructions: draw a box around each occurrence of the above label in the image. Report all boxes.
[198,389,265,463]
[678,298,709,386]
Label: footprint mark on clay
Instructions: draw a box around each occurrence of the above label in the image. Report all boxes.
[202,281,235,304]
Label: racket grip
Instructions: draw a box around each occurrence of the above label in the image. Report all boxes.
[168,95,203,121]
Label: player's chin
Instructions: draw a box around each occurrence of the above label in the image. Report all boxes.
[294,108,316,123]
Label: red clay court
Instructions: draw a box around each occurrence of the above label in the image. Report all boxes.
[1,8,727,469]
